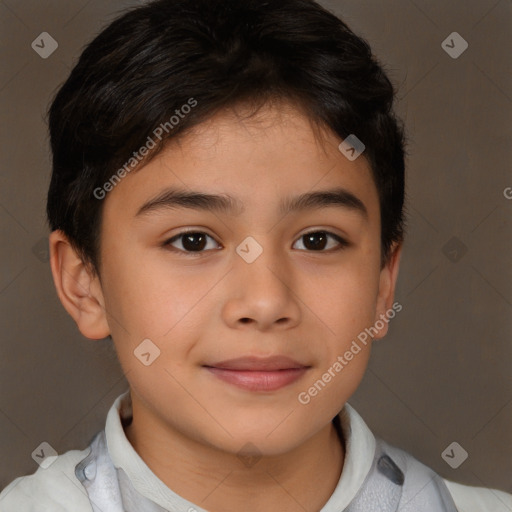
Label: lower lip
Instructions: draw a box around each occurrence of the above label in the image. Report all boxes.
[205,367,308,392]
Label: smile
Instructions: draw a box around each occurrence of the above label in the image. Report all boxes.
[204,367,309,392]
[203,355,311,392]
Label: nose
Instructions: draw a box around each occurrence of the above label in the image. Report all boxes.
[221,243,302,332]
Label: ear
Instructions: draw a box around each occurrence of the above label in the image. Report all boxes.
[48,230,110,340]
[372,242,403,340]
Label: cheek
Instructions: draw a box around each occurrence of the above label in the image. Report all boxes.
[101,252,217,374]
[306,257,380,340]
[297,341,371,423]
[307,253,379,408]
[100,241,182,335]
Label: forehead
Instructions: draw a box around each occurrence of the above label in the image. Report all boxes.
[101,103,380,226]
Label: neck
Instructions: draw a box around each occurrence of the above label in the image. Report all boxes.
[124,400,344,512]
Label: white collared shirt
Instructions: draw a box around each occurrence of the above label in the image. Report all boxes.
[1,389,510,511]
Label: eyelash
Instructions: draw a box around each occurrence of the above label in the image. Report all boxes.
[162,230,350,256]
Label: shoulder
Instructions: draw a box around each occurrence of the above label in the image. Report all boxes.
[0,446,93,512]
[380,439,512,512]
[443,479,512,512]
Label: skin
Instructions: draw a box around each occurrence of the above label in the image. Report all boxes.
[49,101,402,512]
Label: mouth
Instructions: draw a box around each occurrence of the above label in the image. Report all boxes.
[203,355,311,392]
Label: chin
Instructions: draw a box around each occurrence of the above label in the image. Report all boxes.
[209,421,312,458]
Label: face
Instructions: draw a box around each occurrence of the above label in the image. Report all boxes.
[91,103,400,456]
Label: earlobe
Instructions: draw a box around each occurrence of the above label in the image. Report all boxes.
[373,242,403,340]
[49,230,110,340]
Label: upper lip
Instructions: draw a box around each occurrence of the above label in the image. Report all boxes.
[204,355,309,371]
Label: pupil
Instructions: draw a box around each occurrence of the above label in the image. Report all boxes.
[305,232,326,250]
[183,233,206,251]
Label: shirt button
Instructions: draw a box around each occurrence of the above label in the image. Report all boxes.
[84,460,97,481]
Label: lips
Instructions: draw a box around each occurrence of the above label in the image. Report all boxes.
[203,356,310,392]
[205,355,308,371]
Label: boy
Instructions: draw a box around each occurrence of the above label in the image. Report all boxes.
[1,0,510,510]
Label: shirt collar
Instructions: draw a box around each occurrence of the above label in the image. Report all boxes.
[105,389,376,511]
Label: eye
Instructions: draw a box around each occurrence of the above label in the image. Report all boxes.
[293,230,349,252]
[163,231,221,254]
[162,229,349,255]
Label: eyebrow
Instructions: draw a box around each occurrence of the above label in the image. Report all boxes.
[135,186,368,220]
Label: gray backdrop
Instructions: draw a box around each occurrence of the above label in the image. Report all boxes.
[1,0,511,497]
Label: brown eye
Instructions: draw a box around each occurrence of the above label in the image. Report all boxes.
[293,231,348,252]
[164,232,220,253]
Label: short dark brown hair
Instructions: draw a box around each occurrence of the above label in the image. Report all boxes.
[46,0,407,275]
